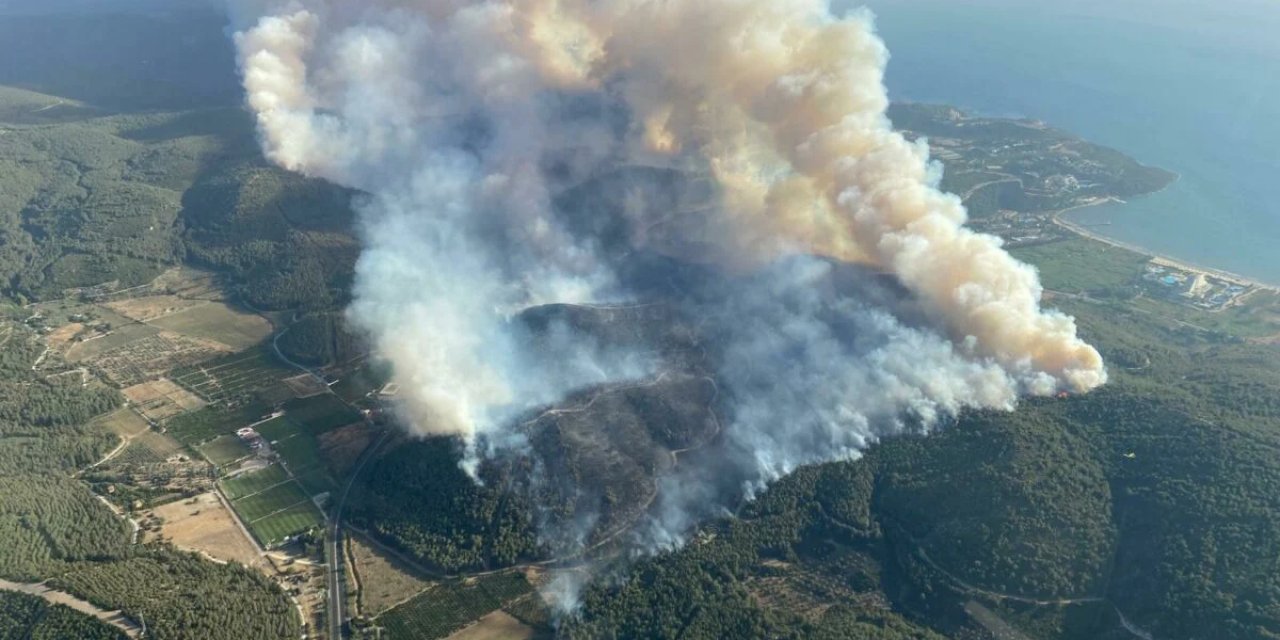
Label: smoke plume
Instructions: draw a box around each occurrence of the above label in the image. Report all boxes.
[231,0,1106,579]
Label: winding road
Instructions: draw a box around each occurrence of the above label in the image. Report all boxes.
[907,534,1154,639]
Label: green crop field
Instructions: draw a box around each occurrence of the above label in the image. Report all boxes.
[294,467,338,498]
[135,431,183,458]
[330,362,392,403]
[166,403,269,446]
[170,349,294,405]
[254,416,297,442]
[248,502,324,547]
[378,573,533,640]
[221,465,291,500]
[282,394,361,434]
[199,434,252,468]
[233,481,311,522]
[94,408,150,439]
[114,431,185,466]
[273,433,325,474]
[111,440,168,466]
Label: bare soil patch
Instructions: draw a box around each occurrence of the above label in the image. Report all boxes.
[146,267,223,300]
[148,302,272,351]
[319,423,373,476]
[446,611,534,640]
[105,295,207,322]
[349,533,433,616]
[45,321,85,351]
[283,373,329,398]
[146,492,264,568]
[123,378,208,422]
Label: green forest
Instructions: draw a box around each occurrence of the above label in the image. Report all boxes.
[350,252,1280,640]
[0,315,301,638]
[0,591,125,640]
[50,548,301,640]
[0,12,318,635]
[1,4,1278,640]
[347,438,542,573]
[554,273,1280,640]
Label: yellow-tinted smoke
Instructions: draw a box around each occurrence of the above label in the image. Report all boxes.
[236,0,1106,399]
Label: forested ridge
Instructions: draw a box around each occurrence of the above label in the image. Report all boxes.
[2,6,1279,639]
[348,438,542,573]
[0,102,359,311]
[555,296,1280,640]
[352,282,1280,640]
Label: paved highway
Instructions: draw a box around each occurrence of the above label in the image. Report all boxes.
[327,428,392,639]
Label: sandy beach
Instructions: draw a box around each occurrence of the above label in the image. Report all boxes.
[1051,199,1280,293]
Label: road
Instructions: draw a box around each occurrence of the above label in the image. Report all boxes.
[327,428,393,639]
[905,532,1155,639]
[268,324,373,640]
[0,579,142,638]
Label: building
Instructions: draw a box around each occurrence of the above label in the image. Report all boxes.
[235,427,264,449]
[1183,273,1210,298]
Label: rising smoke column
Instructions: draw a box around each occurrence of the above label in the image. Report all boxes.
[231,0,1106,553]
[233,1,646,449]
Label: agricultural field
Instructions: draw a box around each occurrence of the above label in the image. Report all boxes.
[199,434,253,468]
[330,361,392,403]
[165,403,271,447]
[83,331,232,387]
[170,348,295,406]
[147,301,272,351]
[247,503,324,547]
[319,423,375,476]
[349,534,433,616]
[221,465,291,500]
[294,468,338,498]
[110,436,173,466]
[122,431,184,463]
[223,465,325,548]
[63,322,161,364]
[446,611,535,640]
[232,482,311,522]
[253,416,296,442]
[92,408,184,466]
[145,492,264,568]
[43,321,87,351]
[377,573,534,640]
[104,294,207,323]
[94,408,150,440]
[282,372,329,398]
[143,267,224,301]
[282,394,362,434]
[122,378,206,423]
[273,433,326,474]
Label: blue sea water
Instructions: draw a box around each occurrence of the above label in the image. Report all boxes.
[853,0,1280,285]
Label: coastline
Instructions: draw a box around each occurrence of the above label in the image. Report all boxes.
[1049,198,1280,293]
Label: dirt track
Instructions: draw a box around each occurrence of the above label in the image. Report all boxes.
[0,579,142,638]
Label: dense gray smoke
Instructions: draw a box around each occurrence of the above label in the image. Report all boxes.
[230,0,1105,582]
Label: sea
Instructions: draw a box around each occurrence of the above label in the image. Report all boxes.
[853,0,1280,285]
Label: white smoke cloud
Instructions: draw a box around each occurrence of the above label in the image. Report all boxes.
[230,0,1106,591]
